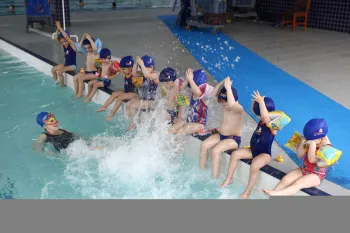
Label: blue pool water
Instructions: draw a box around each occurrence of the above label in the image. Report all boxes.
[0,50,266,199]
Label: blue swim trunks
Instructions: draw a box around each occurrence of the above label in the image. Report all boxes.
[219,134,241,147]
[97,78,111,88]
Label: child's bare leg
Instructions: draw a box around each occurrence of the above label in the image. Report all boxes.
[221,148,252,188]
[240,153,271,199]
[85,80,96,100]
[200,134,220,169]
[126,98,137,119]
[85,81,102,103]
[57,65,75,88]
[264,174,320,196]
[77,74,95,97]
[176,123,204,135]
[51,64,64,82]
[211,139,239,179]
[168,120,186,134]
[73,73,83,96]
[127,100,153,130]
[266,169,302,193]
[97,91,124,112]
[105,93,137,120]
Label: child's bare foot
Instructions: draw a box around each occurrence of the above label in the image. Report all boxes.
[262,189,275,196]
[128,123,136,131]
[84,97,92,103]
[96,107,106,112]
[239,191,251,199]
[60,84,66,88]
[221,178,233,188]
[76,93,83,98]
[105,113,114,121]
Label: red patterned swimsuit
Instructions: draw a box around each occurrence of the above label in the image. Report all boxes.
[300,146,328,181]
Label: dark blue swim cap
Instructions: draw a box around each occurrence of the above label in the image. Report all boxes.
[36,112,49,128]
[253,97,275,116]
[141,55,155,68]
[303,118,328,140]
[188,69,207,87]
[159,67,177,82]
[218,86,238,102]
[120,56,134,68]
[82,38,94,45]
[100,48,111,59]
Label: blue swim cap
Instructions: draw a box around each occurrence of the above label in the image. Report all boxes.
[100,48,111,59]
[188,69,207,87]
[218,86,238,102]
[303,118,328,140]
[253,97,275,116]
[141,55,155,68]
[120,56,134,68]
[58,30,70,39]
[159,67,177,82]
[36,112,49,128]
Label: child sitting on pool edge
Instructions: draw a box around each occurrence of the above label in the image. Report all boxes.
[84,48,119,103]
[96,56,139,121]
[200,77,244,178]
[159,67,184,125]
[73,33,101,98]
[126,55,159,131]
[221,91,277,199]
[51,21,77,88]
[263,118,330,196]
[168,68,213,135]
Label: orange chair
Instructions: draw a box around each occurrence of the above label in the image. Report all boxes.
[281,0,311,31]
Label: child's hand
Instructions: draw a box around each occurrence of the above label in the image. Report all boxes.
[186,68,194,81]
[85,34,91,40]
[306,138,321,145]
[55,21,61,29]
[251,90,264,104]
[136,56,143,65]
[224,77,231,89]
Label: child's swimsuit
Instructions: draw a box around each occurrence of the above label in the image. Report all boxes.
[43,129,76,152]
[300,145,329,181]
[249,121,275,158]
[186,97,208,126]
[85,70,98,75]
[97,78,111,88]
[167,108,179,125]
[63,45,76,69]
[139,78,158,101]
[124,75,138,94]
[219,134,241,147]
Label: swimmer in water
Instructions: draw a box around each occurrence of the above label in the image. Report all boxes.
[168,68,212,135]
[74,33,101,98]
[33,112,79,154]
[97,56,138,120]
[159,67,184,125]
[126,55,159,131]
[200,77,243,178]
[51,21,77,88]
[84,48,119,103]
[263,119,330,196]
[221,91,277,199]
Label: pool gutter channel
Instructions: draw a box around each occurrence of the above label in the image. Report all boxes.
[0,37,331,197]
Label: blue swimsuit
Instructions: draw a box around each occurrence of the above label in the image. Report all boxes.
[63,45,76,68]
[139,78,158,100]
[124,75,137,93]
[250,121,275,158]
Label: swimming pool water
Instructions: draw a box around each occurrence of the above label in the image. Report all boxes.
[0,50,266,199]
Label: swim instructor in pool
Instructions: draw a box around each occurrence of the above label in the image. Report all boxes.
[33,112,79,154]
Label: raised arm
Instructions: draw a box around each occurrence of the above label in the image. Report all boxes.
[224,78,242,113]
[186,68,202,98]
[56,21,77,52]
[306,140,318,163]
[212,78,225,102]
[135,56,158,81]
[252,91,272,125]
[297,138,307,159]
[85,33,98,52]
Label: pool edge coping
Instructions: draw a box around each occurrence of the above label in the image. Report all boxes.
[0,36,330,197]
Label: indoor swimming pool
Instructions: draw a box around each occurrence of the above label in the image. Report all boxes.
[0,50,266,199]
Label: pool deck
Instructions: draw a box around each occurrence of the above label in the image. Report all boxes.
[1,8,349,196]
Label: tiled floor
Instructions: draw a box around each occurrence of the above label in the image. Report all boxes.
[1,8,349,195]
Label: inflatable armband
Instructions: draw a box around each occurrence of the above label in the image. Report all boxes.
[132,76,144,89]
[284,132,308,153]
[316,145,342,167]
[76,38,102,54]
[267,111,291,131]
[199,83,213,101]
[174,93,190,107]
[94,59,103,72]
[108,61,121,75]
